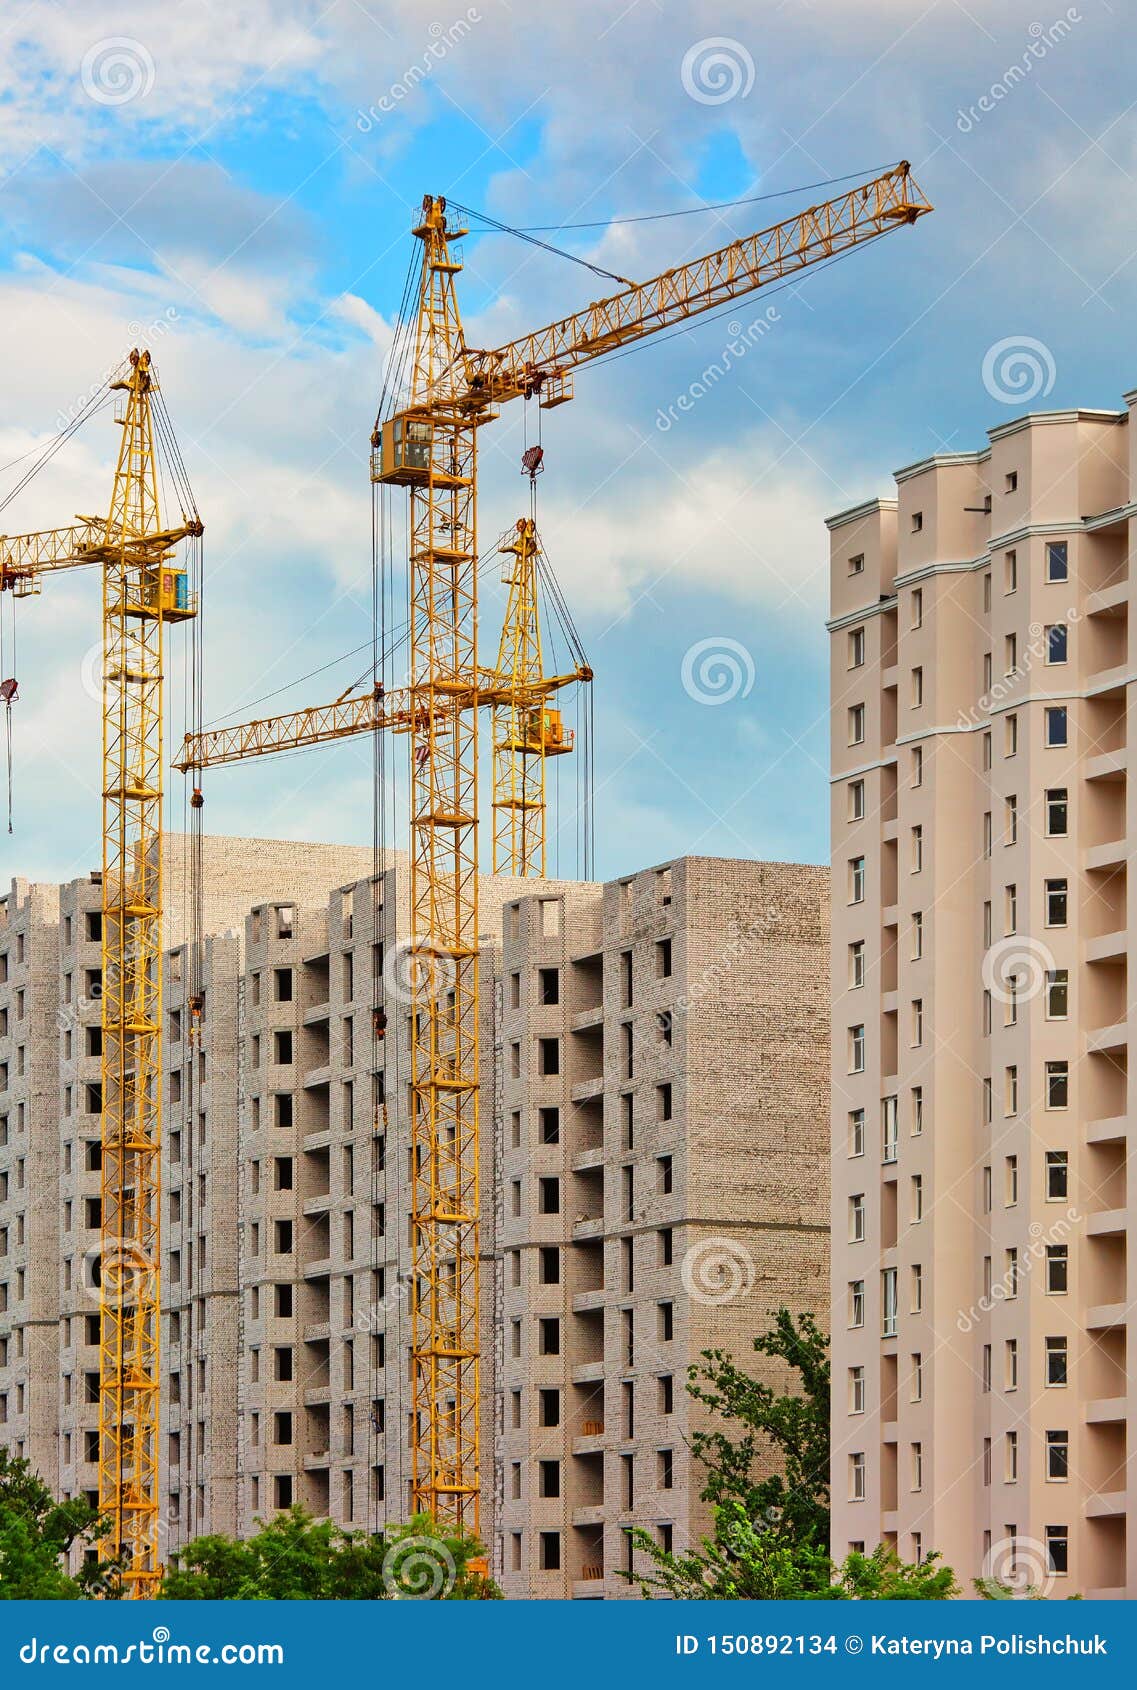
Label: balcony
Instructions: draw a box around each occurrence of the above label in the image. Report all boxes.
[1085,1489,1127,1518]
[1085,746,1127,782]
[1085,1396,1126,1424]
[572,1215,604,1240]
[1087,1209,1126,1239]
[1087,1022,1127,1055]
[1084,578,1129,617]
[1086,1307,1127,1341]
[1084,839,1127,875]
[1085,929,1126,964]
[1085,1115,1126,1145]
[570,1076,604,1104]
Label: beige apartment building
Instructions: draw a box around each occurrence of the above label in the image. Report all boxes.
[0,840,829,1598]
[828,397,1136,1598]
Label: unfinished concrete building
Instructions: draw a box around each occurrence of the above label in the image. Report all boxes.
[0,840,829,1597]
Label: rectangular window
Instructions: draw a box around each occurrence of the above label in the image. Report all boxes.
[1046,1526,1069,1576]
[911,1442,923,1492]
[1005,795,1017,845]
[910,1263,923,1314]
[911,999,923,1047]
[1046,1430,1069,1481]
[1046,540,1068,582]
[1005,632,1017,676]
[911,1174,923,1222]
[850,1452,866,1500]
[1045,1336,1068,1386]
[911,587,923,628]
[1005,713,1018,757]
[1046,969,1068,1019]
[1005,1065,1018,1116]
[911,666,923,707]
[911,745,923,788]
[1005,549,1018,592]
[1045,787,1068,837]
[911,1086,923,1135]
[848,779,865,821]
[1045,879,1068,927]
[1046,1151,1069,1201]
[882,1096,898,1163]
[1045,706,1068,747]
[849,627,865,668]
[849,1025,865,1074]
[1046,1061,1069,1110]
[849,941,865,989]
[912,911,922,960]
[1005,883,1017,934]
[849,1194,865,1243]
[1046,1245,1069,1295]
[849,1108,865,1158]
[848,704,866,746]
[882,1267,898,1337]
[1005,1338,1019,1390]
[849,856,865,905]
[849,1280,865,1329]
[911,825,923,873]
[983,811,992,858]
[1046,624,1068,664]
[1005,1430,1018,1482]
[911,1352,923,1402]
[849,552,865,576]
[849,1366,865,1414]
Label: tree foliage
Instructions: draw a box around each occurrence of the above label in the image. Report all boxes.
[160,1508,501,1600]
[0,1447,117,1599]
[623,1309,957,1601]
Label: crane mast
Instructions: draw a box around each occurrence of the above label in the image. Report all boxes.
[379,198,487,1530]
[0,349,199,1596]
[369,163,931,1535]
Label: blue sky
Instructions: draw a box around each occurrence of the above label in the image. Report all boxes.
[1,0,1134,889]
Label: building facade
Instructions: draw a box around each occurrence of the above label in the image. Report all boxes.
[829,399,1135,1597]
[1,840,829,1597]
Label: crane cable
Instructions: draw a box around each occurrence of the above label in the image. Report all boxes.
[458,162,902,234]
[447,199,633,286]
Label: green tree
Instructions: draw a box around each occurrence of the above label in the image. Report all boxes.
[0,1447,117,1599]
[622,1309,957,1600]
[160,1508,501,1600]
[686,1309,830,1546]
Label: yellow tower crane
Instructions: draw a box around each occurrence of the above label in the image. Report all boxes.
[174,515,591,873]
[0,350,201,1596]
[369,162,932,1535]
